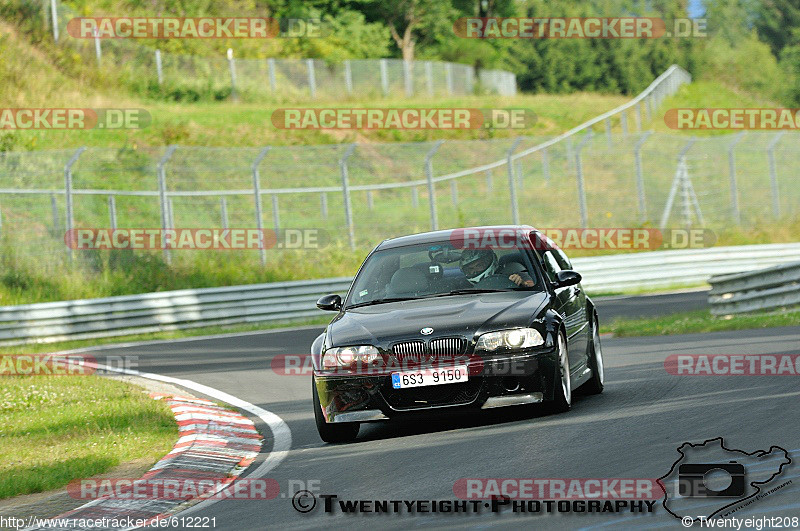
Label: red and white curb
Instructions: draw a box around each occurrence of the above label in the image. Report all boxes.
[26,391,278,530]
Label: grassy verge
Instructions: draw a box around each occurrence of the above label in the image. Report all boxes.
[606,309,800,338]
[0,376,178,499]
[3,214,799,306]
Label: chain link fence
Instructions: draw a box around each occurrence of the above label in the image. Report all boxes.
[5,64,796,276]
[2,128,799,269]
[41,0,516,100]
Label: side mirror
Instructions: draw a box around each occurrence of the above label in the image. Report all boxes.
[316,293,342,311]
[554,270,582,288]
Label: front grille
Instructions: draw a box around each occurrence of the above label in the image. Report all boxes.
[391,340,427,364]
[382,379,482,410]
[429,337,466,360]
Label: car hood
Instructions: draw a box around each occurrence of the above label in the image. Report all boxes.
[328,291,550,347]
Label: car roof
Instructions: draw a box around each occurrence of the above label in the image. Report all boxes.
[375,225,537,250]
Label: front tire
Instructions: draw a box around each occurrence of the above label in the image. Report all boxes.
[581,315,605,395]
[545,331,571,414]
[312,379,359,443]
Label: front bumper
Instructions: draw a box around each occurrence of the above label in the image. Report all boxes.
[314,348,558,423]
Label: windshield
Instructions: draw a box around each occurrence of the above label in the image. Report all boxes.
[345,240,543,308]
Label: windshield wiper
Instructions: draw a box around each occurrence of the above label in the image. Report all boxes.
[445,288,510,295]
[346,297,418,309]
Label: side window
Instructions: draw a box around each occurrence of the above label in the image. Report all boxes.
[540,251,562,284]
[552,248,572,271]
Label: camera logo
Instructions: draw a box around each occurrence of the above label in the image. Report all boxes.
[659,437,791,522]
[677,462,745,498]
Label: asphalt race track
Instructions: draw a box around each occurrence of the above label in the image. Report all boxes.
[79,292,799,530]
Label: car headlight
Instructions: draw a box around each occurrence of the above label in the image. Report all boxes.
[322,345,379,368]
[475,328,544,352]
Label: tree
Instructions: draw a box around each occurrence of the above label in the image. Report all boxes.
[754,0,800,57]
[348,0,457,61]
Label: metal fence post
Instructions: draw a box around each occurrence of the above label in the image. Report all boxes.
[506,137,524,225]
[220,197,228,229]
[728,131,746,225]
[411,187,419,207]
[267,58,277,92]
[340,144,357,250]
[403,60,413,97]
[635,103,642,131]
[157,145,177,264]
[252,147,269,267]
[767,131,785,218]
[566,137,575,171]
[51,193,59,232]
[660,138,697,229]
[93,28,101,65]
[574,132,593,228]
[344,60,353,95]
[450,180,458,206]
[485,169,493,192]
[621,112,628,137]
[605,118,612,147]
[307,59,317,99]
[321,192,328,219]
[155,49,163,85]
[424,140,444,231]
[366,190,374,210]
[271,195,280,231]
[50,0,58,41]
[425,61,434,97]
[227,48,238,101]
[108,195,117,230]
[379,59,389,96]
[634,131,653,222]
[64,147,86,262]
[541,147,550,183]
[445,63,453,95]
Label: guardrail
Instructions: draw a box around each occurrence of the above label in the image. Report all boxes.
[708,261,800,315]
[3,243,800,345]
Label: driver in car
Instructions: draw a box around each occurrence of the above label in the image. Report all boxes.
[459,249,535,287]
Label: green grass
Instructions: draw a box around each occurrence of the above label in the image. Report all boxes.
[606,308,800,338]
[3,18,800,307]
[0,376,178,499]
[0,20,633,150]
[2,214,799,305]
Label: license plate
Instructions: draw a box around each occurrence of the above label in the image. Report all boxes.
[391,365,469,389]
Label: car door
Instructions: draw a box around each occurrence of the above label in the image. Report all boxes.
[539,248,588,371]
[551,247,589,360]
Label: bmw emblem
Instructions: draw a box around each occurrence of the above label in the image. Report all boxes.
[420,327,434,335]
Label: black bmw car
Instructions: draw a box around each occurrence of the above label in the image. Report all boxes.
[310,225,604,442]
